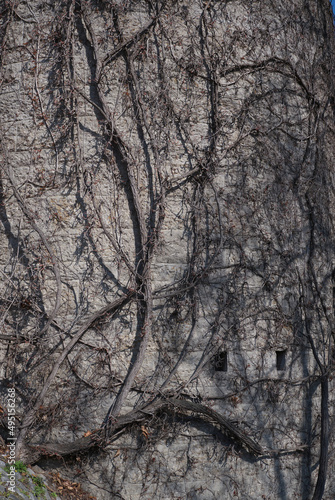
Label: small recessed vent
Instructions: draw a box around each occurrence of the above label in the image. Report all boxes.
[214,351,228,372]
[276,350,286,371]
[331,346,335,367]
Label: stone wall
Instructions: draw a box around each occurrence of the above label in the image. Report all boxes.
[1,0,335,498]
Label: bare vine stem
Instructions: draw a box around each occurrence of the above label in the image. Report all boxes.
[16,291,134,454]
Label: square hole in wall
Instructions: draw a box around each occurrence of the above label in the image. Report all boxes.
[331,346,335,367]
[213,351,228,372]
[276,350,286,371]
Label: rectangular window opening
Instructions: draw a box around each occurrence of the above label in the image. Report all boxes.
[331,346,335,366]
[214,351,228,372]
[276,350,286,371]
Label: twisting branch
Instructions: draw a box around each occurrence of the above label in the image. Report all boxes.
[100,16,159,81]
[79,1,159,420]
[28,395,264,460]
[16,291,134,456]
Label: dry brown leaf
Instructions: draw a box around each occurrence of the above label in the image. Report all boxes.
[141,426,149,439]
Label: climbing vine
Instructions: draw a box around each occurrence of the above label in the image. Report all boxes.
[0,0,335,498]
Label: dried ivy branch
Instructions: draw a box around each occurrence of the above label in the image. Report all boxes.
[79,0,163,421]
[28,395,264,461]
[16,291,134,457]
[2,141,62,338]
